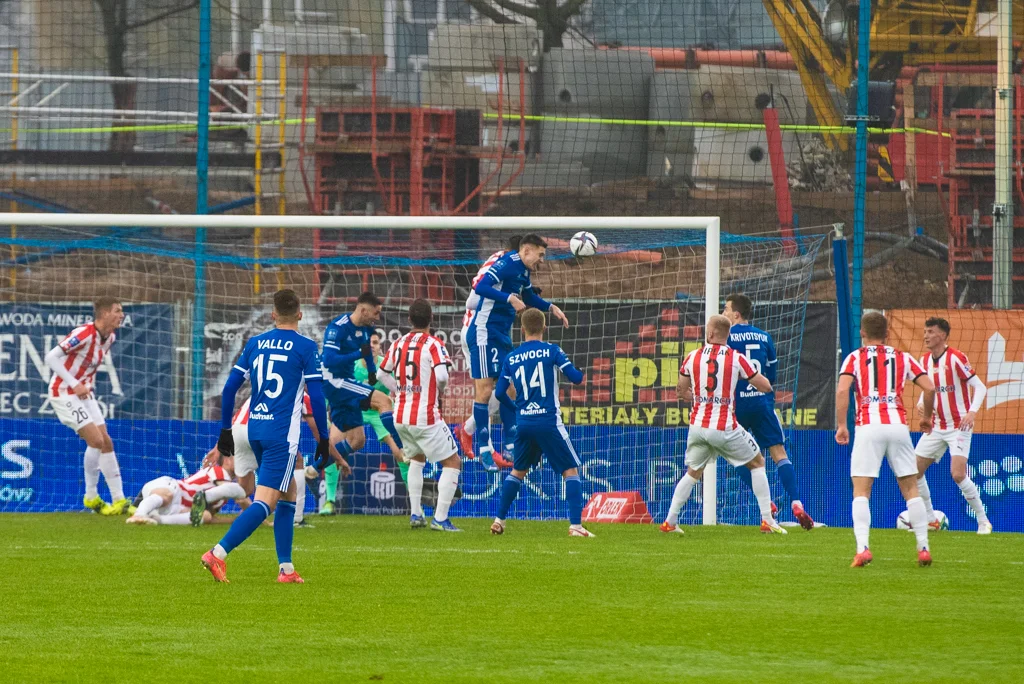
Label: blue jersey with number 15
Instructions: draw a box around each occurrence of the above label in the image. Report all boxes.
[234,329,323,444]
[727,322,777,409]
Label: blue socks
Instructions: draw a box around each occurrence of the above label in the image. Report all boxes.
[380,411,404,449]
[498,401,518,453]
[565,475,583,525]
[275,500,295,565]
[217,499,270,555]
[473,401,490,453]
[497,474,523,519]
[735,465,753,491]
[776,458,799,502]
[334,439,354,458]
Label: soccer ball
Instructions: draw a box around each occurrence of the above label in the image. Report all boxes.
[569,231,598,257]
[896,509,948,530]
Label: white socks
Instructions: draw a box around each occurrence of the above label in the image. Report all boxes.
[136,494,164,519]
[666,473,699,525]
[408,460,425,517]
[435,467,460,522]
[917,475,937,522]
[98,451,124,501]
[957,477,989,523]
[155,512,192,525]
[749,466,774,521]
[204,482,246,504]
[293,469,306,523]
[852,496,871,552]
[83,447,101,498]
[906,496,930,550]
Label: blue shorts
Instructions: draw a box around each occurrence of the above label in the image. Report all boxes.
[252,439,299,492]
[736,403,786,450]
[512,422,581,474]
[466,327,512,380]
[324,378,375,431]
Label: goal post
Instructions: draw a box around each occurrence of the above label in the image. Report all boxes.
[0,212,821,526]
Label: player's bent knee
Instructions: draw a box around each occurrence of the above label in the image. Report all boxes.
[441,454,461,469]
[347,430,366,450]
[950,458,968,483]
[686,467,704,479]
[370,391,392,413]
[746,454,766,469]
[152,488,173,505]
[896,474,920,499]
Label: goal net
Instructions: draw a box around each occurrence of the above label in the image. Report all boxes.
[0,216,824,526]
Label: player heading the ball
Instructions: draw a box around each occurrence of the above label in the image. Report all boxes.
[45,296,129,516]
[491,308,592,537]
[201,289,331,584]
[913,317,992,534]
[836,312,936,568]
[380,299,463,532]
[463,234,569,472]
[661,314,787,535]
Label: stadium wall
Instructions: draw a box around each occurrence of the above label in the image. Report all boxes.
[2,419,1022,533]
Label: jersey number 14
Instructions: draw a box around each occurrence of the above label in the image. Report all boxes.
[515,364,547,398]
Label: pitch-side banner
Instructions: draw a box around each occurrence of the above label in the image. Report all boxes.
[203,302,837,429]
[0,303,174,420]
[887,310,1024,434]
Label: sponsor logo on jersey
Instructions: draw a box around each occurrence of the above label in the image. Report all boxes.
[254,402,270,412]
[369,471,395,500]
[521,401,548,416]
[66,336,81,348]
[249,402,274,420]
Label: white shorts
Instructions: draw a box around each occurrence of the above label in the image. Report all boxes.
[232,424,256,477]
[684,425,761,470]
[51,394,105,432]
[141,476,185,516]
[396,422,459,463]
[851,424,918,478]
[915,428,972,462]
[459,326,471,365]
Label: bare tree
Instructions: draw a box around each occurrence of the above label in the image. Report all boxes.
[93,0,199,151]
[464,0,588,51]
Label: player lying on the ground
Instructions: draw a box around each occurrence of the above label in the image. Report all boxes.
[45,296,130,516]
[723,293,814,530]
[321,291,406,486]
[491,308,592,537]
[456,235,521,467]
[126,465,248,526]
[912,316,992,534]
[201,289,332,584]
[320,330,402,516]
[661,315,787,535]
[380,299,462,532]
[207,388,348,526]
[463,234,569,472]
[836,312,936,568]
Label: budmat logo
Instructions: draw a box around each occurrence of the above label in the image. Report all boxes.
[254,402,270,413]
[369,471,396,500]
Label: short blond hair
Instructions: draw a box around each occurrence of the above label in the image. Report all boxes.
[521,308,546,336]
[861,311,888,341]
[706,314,731,342]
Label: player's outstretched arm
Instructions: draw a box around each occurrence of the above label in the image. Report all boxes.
[748,372,772,394]
[555,349,584,385]
[835,374,853,444]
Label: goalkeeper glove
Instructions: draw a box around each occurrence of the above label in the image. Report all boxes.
[217,428,235,457]
[311,438,332,472]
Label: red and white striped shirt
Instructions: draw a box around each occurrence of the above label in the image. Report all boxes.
[177,466,229,507]
[462,250,505,328]
[681,344,758,431]
[233,391,313,427]
[381,331,451,426]
[920,346,976,430]
[840,345,926,426]
[48,323,116,397]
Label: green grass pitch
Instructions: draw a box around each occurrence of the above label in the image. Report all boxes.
[1,514,1022,683]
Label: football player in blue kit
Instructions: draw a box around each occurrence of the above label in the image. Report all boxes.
[464,234,569,472]
[723,293,815,530]
[320,291,405,470]
[491,308,593,537]
[201,289,333,583]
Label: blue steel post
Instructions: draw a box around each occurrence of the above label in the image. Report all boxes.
[834,226,856,429]
[191,0,212,420]
[850,0,872,342]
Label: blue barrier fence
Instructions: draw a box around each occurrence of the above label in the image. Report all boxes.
[2,419,1022,532]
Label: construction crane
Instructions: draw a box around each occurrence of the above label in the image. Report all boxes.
[763,0,1024,150]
